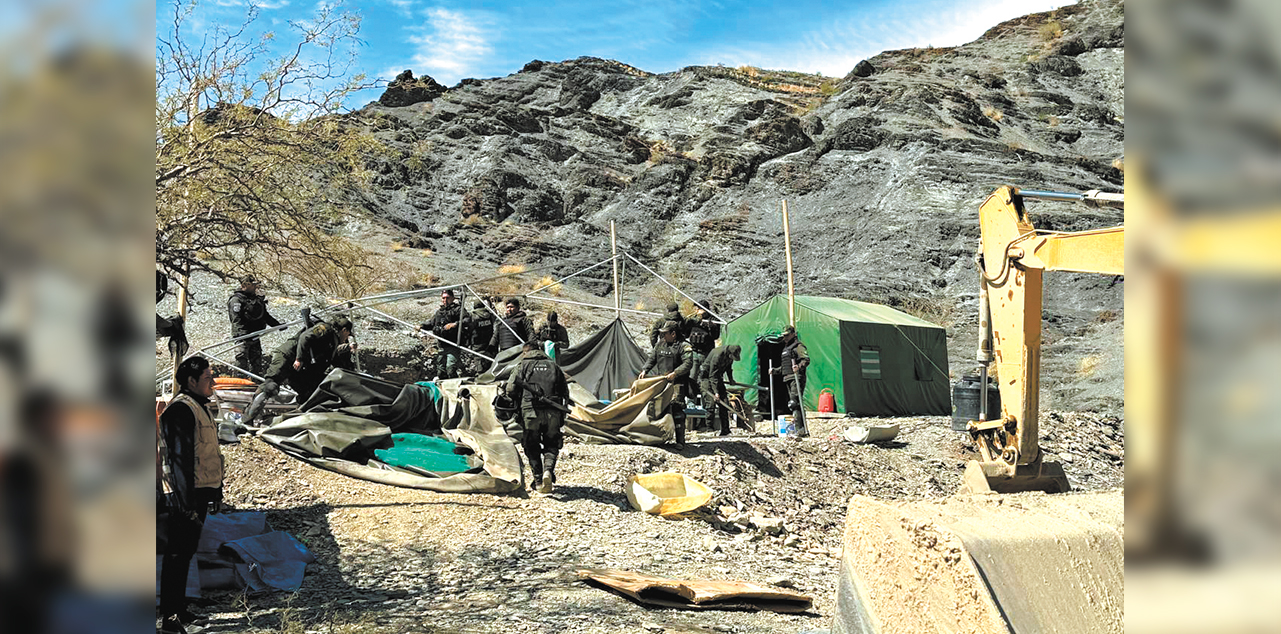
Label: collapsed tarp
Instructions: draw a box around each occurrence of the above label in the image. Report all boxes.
[258,370,523,493]
[563,376,676,445]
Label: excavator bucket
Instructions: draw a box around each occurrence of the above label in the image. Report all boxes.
[962,459,1071,494]
[832,490,1123,634]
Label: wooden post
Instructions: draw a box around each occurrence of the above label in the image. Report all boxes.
[782,200,796,327]
[171,264,190,391]
[611,220,621,320]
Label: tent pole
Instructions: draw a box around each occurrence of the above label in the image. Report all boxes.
[783,199,795,327]
[526,257,615,295]
[170,263,190,390]
[621,252,729,325]
[611,221,621,319]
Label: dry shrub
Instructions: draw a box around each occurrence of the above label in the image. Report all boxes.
[1006,141,1025,152]
[534,275,563,296]
[1078,354,1101,377]
[1111,157,1125,173]
[420,248,433,257]
[461,214,482,226]
[273,237,416,298]
[982,106,1003,122]
[1047,115,1060,127]
[1038,20,1064,41]
[390,241,404,252]
[498,264,527,275]
[634,299,648,311]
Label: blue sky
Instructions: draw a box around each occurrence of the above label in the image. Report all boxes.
[168,0,1074,109]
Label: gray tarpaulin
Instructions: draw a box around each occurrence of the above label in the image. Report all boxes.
[557,319,648,400]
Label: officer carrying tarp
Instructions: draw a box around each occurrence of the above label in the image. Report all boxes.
[506,340,570,494]
[242,316,356,426]
[640,320,694,446]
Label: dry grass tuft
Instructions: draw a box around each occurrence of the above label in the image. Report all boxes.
[498,264,527,275]
[534,275,563,296]
[1038,20,1064,41]
[390,241,404,252]
[1078,354,1101,377]
[982,106,1003,122]
[461,214,483,226]
[1111,157,1125,173]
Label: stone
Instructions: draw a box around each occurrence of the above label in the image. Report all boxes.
[766,575,797,588]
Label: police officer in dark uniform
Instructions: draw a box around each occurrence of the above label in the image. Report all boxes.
[649,302,685,347]
[700,344,741,436]
[490,297,534,353]
[640,321,694,446]
[535,311,570,361]
[468,299,496,361]
[241,316,356,425]
[419,289,467,379]
[507,340,569,493]
[685,299,720,428]
[772,326,810,437]
[227,275,282,375]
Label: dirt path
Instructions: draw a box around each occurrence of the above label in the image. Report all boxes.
[193,412,1121,633]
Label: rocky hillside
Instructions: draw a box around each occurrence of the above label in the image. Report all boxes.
[341,0,1125,413]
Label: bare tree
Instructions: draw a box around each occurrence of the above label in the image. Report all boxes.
[155,0,381,288]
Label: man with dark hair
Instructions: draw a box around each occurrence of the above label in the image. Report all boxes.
[507,340,569,493]
[241,316,356,425]
[535,311,570,361]
[227,274,282,375]
[640,321,694,446]
[158,356,221,633]
[420,289,466,379]
[490,297,534,353]
[700,343,741,436]
[649,301,685,347]
[772,326,810,437]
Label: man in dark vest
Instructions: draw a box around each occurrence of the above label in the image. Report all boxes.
[507,340,569,493]
[227,275,282,375]
[685,299,720,428]
[419,289,467,380]
[772,325,810,437]
[158,356,222,633]
[649,301,685,347]
[640,321,694,446]
[535,311,570,362]
[700,344,741,436]
[468,299,496,361]
[241,316,356,425]
[490,297,534,353]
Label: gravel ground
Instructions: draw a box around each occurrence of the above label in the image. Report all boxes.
[178,410,1122,633]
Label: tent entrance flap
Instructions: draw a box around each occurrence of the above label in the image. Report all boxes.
[754,336,789,415]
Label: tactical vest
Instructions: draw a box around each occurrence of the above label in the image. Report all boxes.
[170,393,223,490]
[521,357,559,397]
[470,310,494,344]
[652,341,691,376]
[229,292,268,333]
[495,313,527,350]
[781,341,805,378]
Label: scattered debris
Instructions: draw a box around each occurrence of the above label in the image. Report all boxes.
[576,568,813,613]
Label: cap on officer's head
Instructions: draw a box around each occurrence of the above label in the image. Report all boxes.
[333,316,354,332]
[240,274,260,287]
[666,302,680,312]
[659,320,680,333]
[474,300,485,309]
[442,289,456,298]
[728,344,742,360]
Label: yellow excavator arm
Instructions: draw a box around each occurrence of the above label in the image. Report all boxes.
[966,186,1124,493]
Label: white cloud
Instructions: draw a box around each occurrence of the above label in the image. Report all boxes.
[387,7,493,85]
[701,0,1072,77]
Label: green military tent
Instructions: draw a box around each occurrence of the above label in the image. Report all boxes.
[723,295,950,417]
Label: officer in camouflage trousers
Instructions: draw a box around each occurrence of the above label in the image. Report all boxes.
[227,275,282,375]
[419,289,467,380]
[507,340,569,493]
[700,344,741,436]
[641,321,694,446]
[685,300,720,429]
[467,299,496,361]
